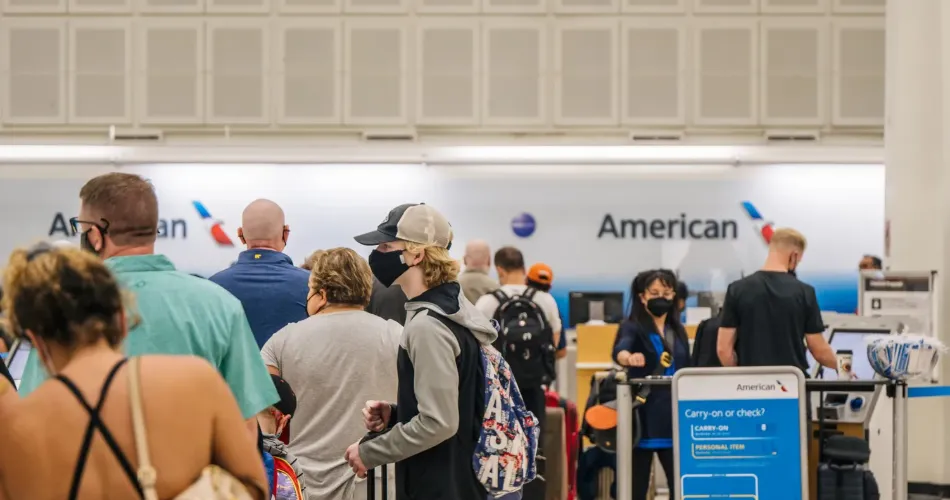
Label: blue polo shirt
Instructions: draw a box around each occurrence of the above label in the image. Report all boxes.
[210,249,310,348]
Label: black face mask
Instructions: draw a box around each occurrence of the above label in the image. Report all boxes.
[80,229,101,256]
[369,249,410,288]
[646,297,673,317]
[788,269,797,278]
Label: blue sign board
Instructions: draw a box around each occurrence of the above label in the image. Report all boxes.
[672,367,807,500]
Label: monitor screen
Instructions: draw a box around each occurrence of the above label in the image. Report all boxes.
[568,291,625,327]
[5,339,32,389]
[818,329,889,380]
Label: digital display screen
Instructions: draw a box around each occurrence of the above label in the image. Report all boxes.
[5,339,32,389]
[818,330,885,380]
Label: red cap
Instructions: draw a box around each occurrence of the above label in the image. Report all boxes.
[527,263,554,286]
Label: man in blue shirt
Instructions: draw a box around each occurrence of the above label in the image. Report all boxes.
[210,199,310,348]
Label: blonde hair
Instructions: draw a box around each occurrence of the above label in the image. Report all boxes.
[308,248,374,307]
[405,242,460,288]
[770,228,807,252]
[1,246,127,348]
[301,250,323,271]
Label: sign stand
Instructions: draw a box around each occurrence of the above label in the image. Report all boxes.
[859,270,937,336]
[672,367,808,500]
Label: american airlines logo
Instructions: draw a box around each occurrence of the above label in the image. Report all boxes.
[736,381,786,392]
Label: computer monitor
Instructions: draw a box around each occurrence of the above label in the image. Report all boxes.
[5,338,32,389]
[816,328,891,380]
[568,291,625,327]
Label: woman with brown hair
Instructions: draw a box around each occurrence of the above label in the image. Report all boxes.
[262,247,400,500]
[0,244,267,500]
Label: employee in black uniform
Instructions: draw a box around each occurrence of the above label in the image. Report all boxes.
[716,228,837,372]
[613,270,690,500]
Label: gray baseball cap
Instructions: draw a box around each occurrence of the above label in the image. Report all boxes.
[354,203,453,250]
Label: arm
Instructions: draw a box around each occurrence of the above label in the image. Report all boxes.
[219,307,279,420]
[260,330,284,377]
[803,286,836,368]
[717,328,738,367]
[359,317,461,468]
[206,363,269,500]
[555,330,568,360]
[806,334,837,369]
[717,285,740,367]
[542,294,567,359]
[612,323,649,377]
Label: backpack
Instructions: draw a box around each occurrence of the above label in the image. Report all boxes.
[817,435,880,500]
[491,288,556,388]
[691,317,722,368]
[474,344,540,497]
[273,456,305,500]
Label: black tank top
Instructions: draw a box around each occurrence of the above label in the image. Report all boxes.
[56,358,144,500]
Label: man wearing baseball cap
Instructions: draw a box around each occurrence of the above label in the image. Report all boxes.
[526,262,554,292]
[526,262,568,360]
[344,203,499,500]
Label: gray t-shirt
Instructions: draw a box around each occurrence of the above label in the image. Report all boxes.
[262,310,401,500]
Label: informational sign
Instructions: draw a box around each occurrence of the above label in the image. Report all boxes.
[859,271,935,335]
[672,367,807,500]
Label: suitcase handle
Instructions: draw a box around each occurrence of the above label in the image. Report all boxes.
[361,432,389,500]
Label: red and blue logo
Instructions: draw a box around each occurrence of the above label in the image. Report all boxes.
[192,201,234,247]
[777,380,788,392]
[741,201,774,245]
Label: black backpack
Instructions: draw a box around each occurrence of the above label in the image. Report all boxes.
[491,288,556,388]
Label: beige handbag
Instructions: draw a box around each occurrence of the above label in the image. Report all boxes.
[128,357,260,500]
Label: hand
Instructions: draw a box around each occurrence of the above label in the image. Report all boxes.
[344,442,368,478]
[626,353,646,368]
[362,400,392,432]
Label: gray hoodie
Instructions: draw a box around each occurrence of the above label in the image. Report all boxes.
[360,281,497,500]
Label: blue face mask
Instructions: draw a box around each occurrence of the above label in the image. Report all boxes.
[368,249,410,288]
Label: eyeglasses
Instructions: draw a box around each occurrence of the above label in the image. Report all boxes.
[69,217,110,235]
[70,217,156,238]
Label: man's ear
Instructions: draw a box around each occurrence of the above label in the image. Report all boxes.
[277,413,291,435]
[283,225,290,244]
[237,227,246,245]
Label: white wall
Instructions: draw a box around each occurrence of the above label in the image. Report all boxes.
[0,0,885,135]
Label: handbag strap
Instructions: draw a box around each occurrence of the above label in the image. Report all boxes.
[128,357,160,500]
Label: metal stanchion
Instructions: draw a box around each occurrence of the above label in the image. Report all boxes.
[616,373,633,500]
[892,381,908,500]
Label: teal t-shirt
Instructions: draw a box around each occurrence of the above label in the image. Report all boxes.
[18,254,278,419]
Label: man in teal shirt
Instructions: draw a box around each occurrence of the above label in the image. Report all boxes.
[18,173,277,428]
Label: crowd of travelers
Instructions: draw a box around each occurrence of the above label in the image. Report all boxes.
[0,172,873,500]
[0,173,547,500]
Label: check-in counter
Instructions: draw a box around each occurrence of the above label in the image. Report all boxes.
[574,323,618,417]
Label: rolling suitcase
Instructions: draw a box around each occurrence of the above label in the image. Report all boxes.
[366,464,389,500]
[362,432,389,500]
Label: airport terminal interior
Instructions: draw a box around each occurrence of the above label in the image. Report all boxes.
[0,0,949,499]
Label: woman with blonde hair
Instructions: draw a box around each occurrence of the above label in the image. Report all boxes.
[262,247,400,500]
[0,244,266,500]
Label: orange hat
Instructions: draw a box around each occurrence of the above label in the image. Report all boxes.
[527,263,554,286]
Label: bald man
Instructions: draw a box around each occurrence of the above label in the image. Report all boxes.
[458,239,499,304]
[210,199,310,347]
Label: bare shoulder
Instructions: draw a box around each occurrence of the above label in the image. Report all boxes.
[137,355,223,389]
